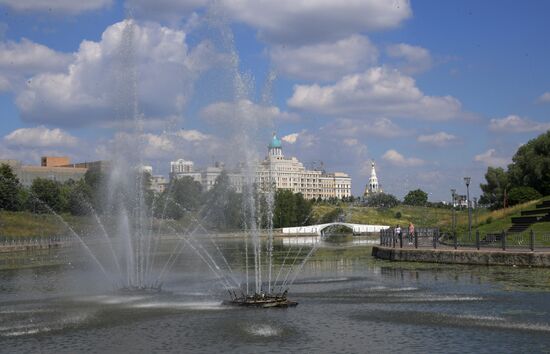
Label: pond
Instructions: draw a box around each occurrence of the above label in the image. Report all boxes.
[1,237,550,353]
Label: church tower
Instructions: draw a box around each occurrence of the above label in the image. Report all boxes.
[364,161,382,196]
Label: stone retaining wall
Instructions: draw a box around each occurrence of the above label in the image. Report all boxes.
[372,246,550,267]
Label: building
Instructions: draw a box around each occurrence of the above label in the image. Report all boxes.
[257,134,352,199]
[170,158,201,183]
[0,157,88,187]
[363,161,382,196]
[169,134,352,199]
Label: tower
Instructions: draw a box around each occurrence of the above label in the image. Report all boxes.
[364,161,382,196]
[268,133,283,159]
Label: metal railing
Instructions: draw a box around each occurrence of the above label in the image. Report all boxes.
[0,235,73,249]
[380,228,550,252]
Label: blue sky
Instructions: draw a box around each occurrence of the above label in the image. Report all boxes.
[0,0,549,201]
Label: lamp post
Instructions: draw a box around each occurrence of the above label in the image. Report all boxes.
[451,189,456,235]
[464,177,472,240]
[473,197,478,228]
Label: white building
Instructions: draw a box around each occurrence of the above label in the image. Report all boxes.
[256,135,352,199]
[363,161,382,196]
[169,135,352,199]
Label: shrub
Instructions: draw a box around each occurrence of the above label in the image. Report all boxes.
[507,186,542,206]
[395,211,402,219]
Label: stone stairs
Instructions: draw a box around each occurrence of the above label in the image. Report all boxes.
[508,200,550,233]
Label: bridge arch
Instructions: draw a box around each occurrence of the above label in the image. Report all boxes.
[318,222,356,236]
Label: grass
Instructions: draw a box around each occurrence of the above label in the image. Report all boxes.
[2,196,550,239]
[311,196,550,235]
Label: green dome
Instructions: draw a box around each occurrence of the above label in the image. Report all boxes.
[269,134,282,149]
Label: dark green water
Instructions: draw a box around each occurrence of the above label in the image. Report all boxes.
[1,237,550,353]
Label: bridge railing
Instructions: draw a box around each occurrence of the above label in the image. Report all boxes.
[380,228,550,251]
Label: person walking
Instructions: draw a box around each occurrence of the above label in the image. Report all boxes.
[395,225,402,245]
[408,222,415,245]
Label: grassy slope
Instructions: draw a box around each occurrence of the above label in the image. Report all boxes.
[2,197,549,238]
[312,197,550,234]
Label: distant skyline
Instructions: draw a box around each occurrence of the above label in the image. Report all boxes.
[0,0,549,201]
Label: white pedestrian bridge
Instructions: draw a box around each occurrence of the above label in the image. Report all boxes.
[281,222,390,236]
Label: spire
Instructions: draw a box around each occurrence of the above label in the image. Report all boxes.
[364,160,382,196]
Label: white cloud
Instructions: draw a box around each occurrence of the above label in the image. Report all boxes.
[4,126,78,148]
[382,149,424,167]
[0,38,72,92]
[489,115,550,133]
[322,117,405,139]
[386,43,432,74]
[417,132,457,146]
[474,149,509,168]
[200,99,300,127]
[537,92,550,104]
[15,20,226,127]
[288,67,462,121]
[269,35,378,82]
[125,0,207,22]
[220,0,411,44]
[281,133,299,144]
[174,129,210,142]
[0,0,112,14]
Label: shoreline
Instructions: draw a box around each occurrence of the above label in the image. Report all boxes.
[372,245,550,268]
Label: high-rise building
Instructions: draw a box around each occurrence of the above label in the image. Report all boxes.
[363,161,382,196]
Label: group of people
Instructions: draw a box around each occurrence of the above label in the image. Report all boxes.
[394,222,415,245]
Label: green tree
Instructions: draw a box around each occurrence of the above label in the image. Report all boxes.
[364,192,399,208]
[403,189,428,206]
[158,176,203,219]
[203,171,243,230]
[507,186,542,206]
[0,164,22,211]
[30,178,63,212]
[508,130,550,196]
[66,180,93,215]
[479,167,509,209]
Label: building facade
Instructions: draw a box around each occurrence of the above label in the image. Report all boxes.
[169,135,352,199]
[1,157,88,187]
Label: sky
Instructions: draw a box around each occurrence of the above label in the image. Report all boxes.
[0,0,549,201]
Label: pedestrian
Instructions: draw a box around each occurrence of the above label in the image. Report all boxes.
[408,222,415,244]
[395,225,401,244]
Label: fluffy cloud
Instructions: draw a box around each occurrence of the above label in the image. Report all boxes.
[474,149,509,168]
[382,149,424,167]
[200,99,300,127]
[288,67,462,121]
[104,129,218,161]
[0,38,72,92]
[4,126,78,148]
[221,0,411,44]
[281,133,299,144]
[15,20,225,127]
[386,43,432,74]
[537,92,550,104]
[0,0,112,14]
[488,115,550,133]
[417,132,457,146]
[322,117,405,139]
[269,35,378,82]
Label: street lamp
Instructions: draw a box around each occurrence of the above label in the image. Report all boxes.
[450,188,456,235]
[464,177,472,240]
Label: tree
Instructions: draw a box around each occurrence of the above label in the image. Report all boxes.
[0,164,21,211]
[479,167,509,209]
[30,178,63,212]
[507,186,542,206]
[364,192,399,208]
[508,130,550,196]
[403,189,428,206]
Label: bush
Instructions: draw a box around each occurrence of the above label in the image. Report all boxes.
[485,216,493,225]
[507,186,542,206]
[403,189,428,206]
[395,211,402,219]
